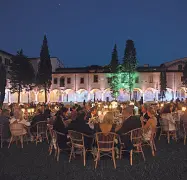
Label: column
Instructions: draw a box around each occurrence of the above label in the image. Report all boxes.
[35,91,38,103]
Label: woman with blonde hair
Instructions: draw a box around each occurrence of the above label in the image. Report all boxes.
[96,111,116,134]
[10,108,30,127]
[142,106,157,141]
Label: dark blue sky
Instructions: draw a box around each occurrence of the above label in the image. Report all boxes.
[0,0,187,67]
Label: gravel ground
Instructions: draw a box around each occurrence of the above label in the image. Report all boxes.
[0,138,187,180]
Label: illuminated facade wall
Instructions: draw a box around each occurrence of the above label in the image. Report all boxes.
[2,48,187,103]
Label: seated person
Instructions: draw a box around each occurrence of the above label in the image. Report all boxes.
[142,107,157,141]
[30,109,46,134]
[53,111,69,149]
[68,110,94,149]
[140,104,150,125]
[115,106,141,151]
[94,111,116,134]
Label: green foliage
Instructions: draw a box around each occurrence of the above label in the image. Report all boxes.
[37,35,52,102]
[9,49,35,103]
[182,62,187,87]
[109,44,119,73]
[0,59,6,106]
[107,40,138,100]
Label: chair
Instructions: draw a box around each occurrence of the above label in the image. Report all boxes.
[183,121,187,145]
[159,118,177,143]
[0,124,4,148]
[68,130,93,166]
[142,126,157,156]
[53,130,70,161]
[8,123,27,148]
[34,121,49,145]
[95,132,117,169]
[47,124,54,155]
[119,128,145,166]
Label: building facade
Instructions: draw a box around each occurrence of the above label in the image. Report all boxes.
[1,49,187,103]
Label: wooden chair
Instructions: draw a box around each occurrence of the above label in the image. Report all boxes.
[159,118,177,143]
[47,124,54,155]
[34,121,49,145]
[119,128,145,166]
[68,130,93,166]
[0,124,3,148]
[183,121,187,145]
[53,130,70,161]
[95,132,117,169]
[142,126,157,156]
[8,123,27,148]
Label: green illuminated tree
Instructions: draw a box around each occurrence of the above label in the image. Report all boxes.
[9,49,35,103]
[160,64,167,101]
[37,35,52,103]
[123,39,138,100]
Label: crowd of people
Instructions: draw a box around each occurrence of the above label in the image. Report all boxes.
[0,100,187,160]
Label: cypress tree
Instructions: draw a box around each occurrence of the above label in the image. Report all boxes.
[0,58,6,107]
[37,35,52,103]
[123,39,138,100]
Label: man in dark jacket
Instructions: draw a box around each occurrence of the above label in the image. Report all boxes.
[116,106,141,151]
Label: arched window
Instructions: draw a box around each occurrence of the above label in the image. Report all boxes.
[60,77,65,87]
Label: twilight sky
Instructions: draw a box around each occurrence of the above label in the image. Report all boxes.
[0,0,187,67]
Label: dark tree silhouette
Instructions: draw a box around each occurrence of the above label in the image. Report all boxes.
[37,35,52,103]
[9,49,35,103]
[160,69,167,101]
[123,39,138,100]
[0,58,6,107]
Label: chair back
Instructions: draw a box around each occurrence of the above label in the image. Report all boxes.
[53,130,66,149]
[36,121,47,135]
[95,132,117,151]
[47,124,53,139]
[68,130,84,148]
[0,124,3,137]
[130,128,143,145]
[183,121,187,134]
[9,123,25,136]
[159,117,169,131]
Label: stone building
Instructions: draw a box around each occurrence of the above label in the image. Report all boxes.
[1,49,187,103]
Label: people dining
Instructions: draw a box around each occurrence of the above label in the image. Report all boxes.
[68,110,94,149]
[161,104,176,131]
[115,106,141,151]
[9,109,28,134]
[95,111,116,134]
[53,110,69,149]
[140,104,150,124]
[142,106,157,141]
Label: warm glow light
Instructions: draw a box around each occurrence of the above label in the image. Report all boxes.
[161,103,164,107]
[104,105,108,108]
[21,108,25,113]
[182,107,186,111]
[129,101,134,105]
[98,111,102,116]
